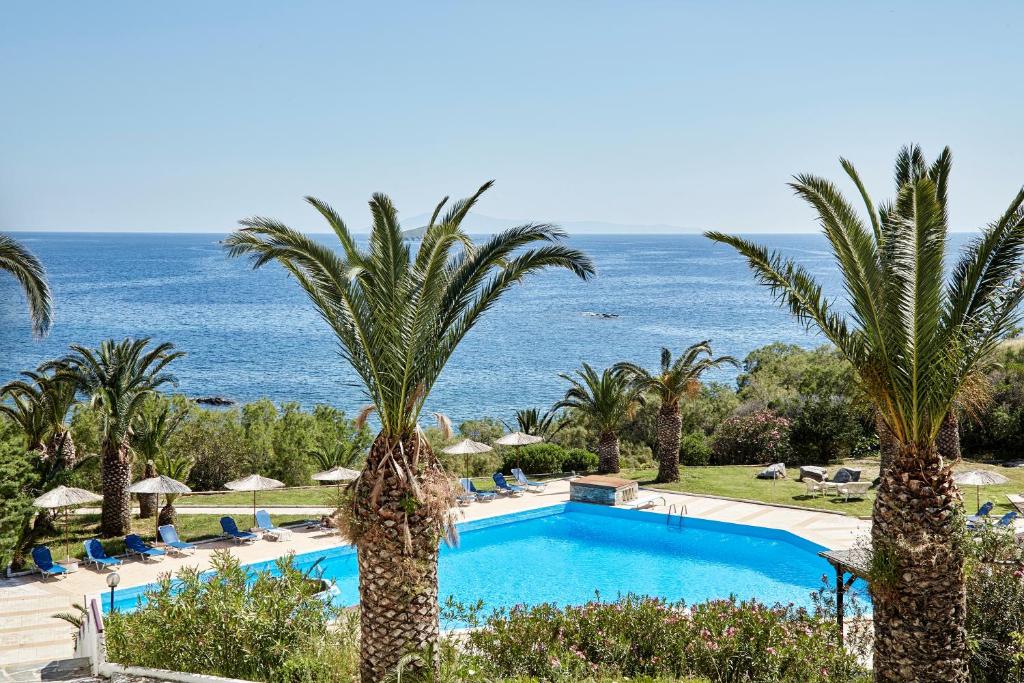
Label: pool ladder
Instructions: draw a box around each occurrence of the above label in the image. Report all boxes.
[666,503,687,528]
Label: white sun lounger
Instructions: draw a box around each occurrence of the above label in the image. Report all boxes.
[619,494,667,510]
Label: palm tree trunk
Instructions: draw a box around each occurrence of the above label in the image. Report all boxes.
[138,460,158,518]
[870,433,968,682]
[655,405,682,483]
[100,438,133,537]
[48,429,76,469]
[597,432,620,474]
[157,500,177,527]
[350,433,451,682]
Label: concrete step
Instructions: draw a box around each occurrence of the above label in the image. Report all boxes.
[0,656,94,682]
[0,638,76,668]
[0,625,76,649]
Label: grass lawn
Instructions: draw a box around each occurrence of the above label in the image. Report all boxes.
[176,486,341,507]
[31,512,311,564]
[621,457,1024,518]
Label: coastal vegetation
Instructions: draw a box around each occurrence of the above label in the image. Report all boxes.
[708,145,1024,681]
[223,183,595,681]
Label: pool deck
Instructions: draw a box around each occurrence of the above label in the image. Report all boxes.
[0,480,869,672]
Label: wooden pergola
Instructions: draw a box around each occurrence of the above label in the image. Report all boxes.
[819,547,870,648]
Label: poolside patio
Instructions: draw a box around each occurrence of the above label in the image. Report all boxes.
[0,480,869,672]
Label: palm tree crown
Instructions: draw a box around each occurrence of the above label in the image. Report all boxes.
[225,181,595,438]
[555,363,644,435]
[707,145,1024,447]
[0,233,52,337]
[615,341,738,408]
[511,407,563,437]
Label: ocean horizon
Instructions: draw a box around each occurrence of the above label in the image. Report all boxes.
[0,231,974,423]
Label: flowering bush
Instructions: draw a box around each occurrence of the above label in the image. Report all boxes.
[458,594,866,682]
[711,410,792,465]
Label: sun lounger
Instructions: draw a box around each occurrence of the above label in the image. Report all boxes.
[83,539,122,570]
[460,478,496,502]
[158,525,197,555]
[511,468,547,492]
[125,534,166,561]
[994,511,1018,528]
[220,516,258,543]
[1007,494,1024,515]
[836,481,871,502]
[492,472,525,496]
[255,510,293,541]
[619,494,666,510]
[966,501,994,528]
[31,546,67,580]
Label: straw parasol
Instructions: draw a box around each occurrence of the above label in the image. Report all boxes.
[129,475,192,540]
[33,486,103,562]
[224,474,285,527]
[954,469,1010,510]
[443,438,494,479]
[311,466,361,496]
[495,431,543,469]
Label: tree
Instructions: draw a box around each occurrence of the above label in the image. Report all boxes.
[615,341,737,482]
[133,403,187,518]
[554,364,644,474]
[508,407,564,438]
[0,233,52,339]
[707,145,1024,681]
[153,448,193,527]
[51,339,183,537]
[224,182,593,681]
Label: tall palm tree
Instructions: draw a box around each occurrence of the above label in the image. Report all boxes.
[0,233,52,338]
[554,363,645,474]
[50,339,183,536]
[133,404,187,518]
[224,182,593,681]
[706,145,1024,682]
[615,341,737,483]
[308,440,365,471]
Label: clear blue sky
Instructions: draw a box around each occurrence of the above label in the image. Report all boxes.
[2,1,1021,233]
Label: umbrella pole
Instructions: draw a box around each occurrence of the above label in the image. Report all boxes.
[977,485,981,512]
[155,492,160,542]
[64,507,70,563]
[253,490,257,528]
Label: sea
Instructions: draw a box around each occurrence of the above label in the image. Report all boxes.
[0,232,974,424]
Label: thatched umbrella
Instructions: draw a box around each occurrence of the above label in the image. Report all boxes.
[129,475,192,541]
[33,486,103,562]
[311,466,361,497]
[954,469,1010,510]
[495,431,543,470]
[443,438,494,479]
[224,474,285,527]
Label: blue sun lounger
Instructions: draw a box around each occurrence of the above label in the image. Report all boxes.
[511,468,547,492]
[125,534,166,561]
[220,516,258,544]
[31,546,67,580]
[158,525,197,555]
[83,539,122,570]
[994,511,1019,528]
[966,501,994,528]
[492,472,525,496]
[460,478,496,502]
[255,510,293,541]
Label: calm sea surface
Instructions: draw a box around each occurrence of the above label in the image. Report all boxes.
[0,232,972,423]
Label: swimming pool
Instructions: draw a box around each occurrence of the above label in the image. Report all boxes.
[105,502,864,615]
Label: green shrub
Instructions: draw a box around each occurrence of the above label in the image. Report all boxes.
[711,410,792,465]
[0,428,35,570]
[965,524,1024,682]
[105,550,357,681]
[619,440,655,469]
[679,431,711,466]
[459,594,865,682]
[562,447,598,472]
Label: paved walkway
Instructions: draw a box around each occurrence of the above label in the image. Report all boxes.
[0,480,869,672]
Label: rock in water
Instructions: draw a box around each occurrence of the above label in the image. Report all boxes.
[194,395,236,406]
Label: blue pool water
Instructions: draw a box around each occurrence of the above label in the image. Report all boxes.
[105,504,866,616]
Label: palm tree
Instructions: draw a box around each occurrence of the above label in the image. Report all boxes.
[50,338,183,537]
[224,182,593,681]
[309,440,365,471]
[0,233,52,338]
[133,404,187,518]
[508,407,564,438]
[153,449,194,527]
[554,363,644,474]
[615,342,737,483]
[0,368,78,466]
[706,145,1024,682]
